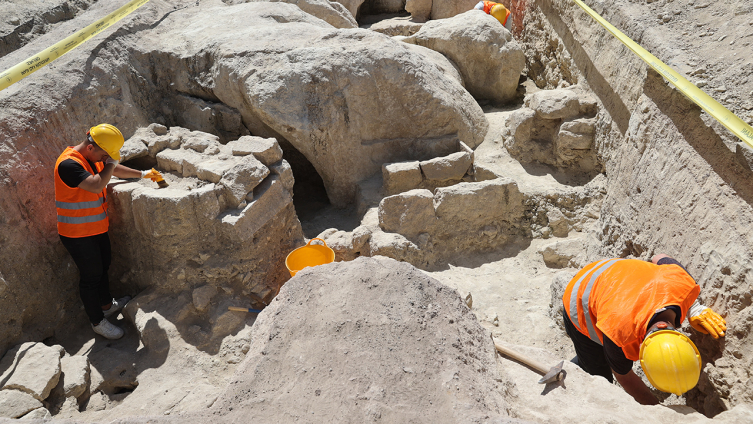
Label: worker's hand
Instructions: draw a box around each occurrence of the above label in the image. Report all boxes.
[689,307,726,338]
[142,168,163,181]
[105,157,119,166]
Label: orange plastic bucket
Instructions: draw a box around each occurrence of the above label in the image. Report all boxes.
[285,238,335,277]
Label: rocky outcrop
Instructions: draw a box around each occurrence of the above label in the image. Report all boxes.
[406,11,525,104]
[138,3,488,206]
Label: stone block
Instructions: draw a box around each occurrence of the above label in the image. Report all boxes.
[526,88,582,120]
[182,131,221,153]
[148,123,169,136]
[221,175,292,242]
[270,160,295,191]
[219,156,270,208]
[378,189,437,238]
[228,136,283,166]
[196,158,237,183]
[0,342,64,401]
[155,148,203,176]
[382,161,422,195]
[557,118,595,148]
[419,151,472,182]
[60,356,89,399]
[193,285,218,312]
[433,178,523,223]
[546,208,569,238]
[121,137,149,162]
[20,406,51,420]
[0,390,42,418]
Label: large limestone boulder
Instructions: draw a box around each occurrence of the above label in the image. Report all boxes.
[210,256,514,422]
[407,11,525,104]
[141,2,487,206]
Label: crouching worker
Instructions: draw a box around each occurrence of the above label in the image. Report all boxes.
[55,124,153,339]
[474,1,512,31]
[562,254,726,405]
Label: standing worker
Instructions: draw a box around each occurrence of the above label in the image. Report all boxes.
[474,1,513,31]
[562,254,726,405]
[54,124,158,339]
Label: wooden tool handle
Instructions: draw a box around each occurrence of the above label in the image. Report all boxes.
[493,341,549,375]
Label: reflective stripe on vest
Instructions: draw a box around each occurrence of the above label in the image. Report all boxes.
[56,198,105,210]
[57,211,107,224]
[567,258,623,344]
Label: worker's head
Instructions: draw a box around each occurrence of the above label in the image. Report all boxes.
[639,321,702,395]
[87,123,124,161]
[489,4,513,32]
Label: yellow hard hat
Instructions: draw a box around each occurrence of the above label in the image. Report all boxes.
[490,4,510,26]
[88,123,124,161]
[639,326,702,395]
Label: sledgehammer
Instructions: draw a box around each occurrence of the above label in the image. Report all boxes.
[493,338,566,384]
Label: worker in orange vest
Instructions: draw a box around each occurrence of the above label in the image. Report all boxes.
[55,124,159,339]
[562,254,726,405]
[474,1,513,31]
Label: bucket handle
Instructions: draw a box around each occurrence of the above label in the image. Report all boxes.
[307,238,329,247]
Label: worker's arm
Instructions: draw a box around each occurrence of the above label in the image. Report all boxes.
[613,370,660,405]
[77,161,117,193]
[112,163,143,179]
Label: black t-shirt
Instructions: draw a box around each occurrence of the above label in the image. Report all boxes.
[58,158,97,188]
[604,257,689,375]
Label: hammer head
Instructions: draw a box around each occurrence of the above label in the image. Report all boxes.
[538,361,566,384]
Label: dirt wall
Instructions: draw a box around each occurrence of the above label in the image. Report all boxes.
[519,0,753,415]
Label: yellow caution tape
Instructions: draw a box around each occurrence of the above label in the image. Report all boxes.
[0,0,151,92]
[571,0,753,148]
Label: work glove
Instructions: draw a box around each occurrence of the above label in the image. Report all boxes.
[105,157,119,166]
[141,168,163,181]
[688,301,726,338]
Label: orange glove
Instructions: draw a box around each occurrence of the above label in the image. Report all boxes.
[689,306,726,338]
[142,168,163,181]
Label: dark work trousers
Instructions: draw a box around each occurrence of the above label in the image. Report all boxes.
[562,308,614,383]
[60,232,112,324]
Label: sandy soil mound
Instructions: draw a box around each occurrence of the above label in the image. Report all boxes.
[208,256,524,423]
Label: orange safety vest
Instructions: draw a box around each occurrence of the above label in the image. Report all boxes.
[54,147,109,237]
[483,1,511,25]
[562,259,699,361]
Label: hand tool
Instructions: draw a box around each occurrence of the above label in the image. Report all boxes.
[493,338,566,384]
[228,306,263,313]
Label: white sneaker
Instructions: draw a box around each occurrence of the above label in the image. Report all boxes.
[103,295,132,319]
[92,318,124,340]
